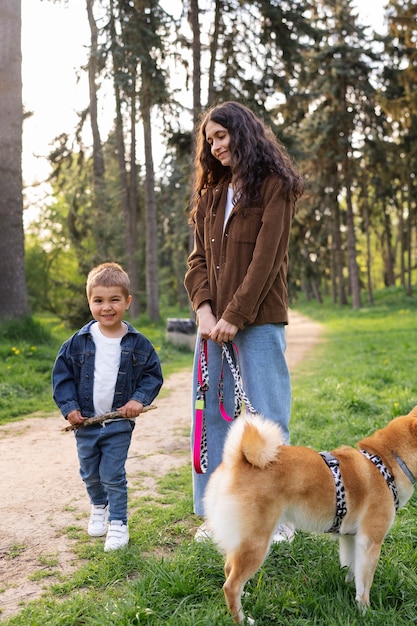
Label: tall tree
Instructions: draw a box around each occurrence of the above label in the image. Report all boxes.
[0,0,29,320]
[109,0,142,316]
[380,0,417,296]
[134,0,168,322]
[296,0,378,307]
[86,0,112,261]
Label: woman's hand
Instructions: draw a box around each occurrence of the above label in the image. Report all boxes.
[196,302,217,339]
[209,318,238,344]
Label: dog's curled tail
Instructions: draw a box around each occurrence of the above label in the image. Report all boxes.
[224,414,284,469]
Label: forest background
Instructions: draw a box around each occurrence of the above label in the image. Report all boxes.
[0,0,416,328]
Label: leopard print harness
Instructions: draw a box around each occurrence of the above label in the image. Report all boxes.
[360,450,399,511]
[319,452,347,533]
[319,449,400,534]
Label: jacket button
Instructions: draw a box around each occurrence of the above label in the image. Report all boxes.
[216,265,220,270]
[211,238,215,242]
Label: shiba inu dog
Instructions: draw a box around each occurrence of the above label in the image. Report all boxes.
[204,408,417,623]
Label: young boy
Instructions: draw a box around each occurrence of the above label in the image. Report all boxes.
[52,262,163,551]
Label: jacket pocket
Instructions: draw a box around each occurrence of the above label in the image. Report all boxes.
[70,352,86,368]
[229,208,262,244]
[130,351,149,383]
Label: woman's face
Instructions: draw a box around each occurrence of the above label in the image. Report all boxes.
[205,120,231,167]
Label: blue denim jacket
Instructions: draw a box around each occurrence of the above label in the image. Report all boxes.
[52,320,163,419]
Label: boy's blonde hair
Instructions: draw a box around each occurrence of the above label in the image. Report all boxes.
[86,262,131,299]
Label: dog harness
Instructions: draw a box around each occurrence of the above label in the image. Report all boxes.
[319,452,347,533]
[360,450,399,511]
[320,449,401,534]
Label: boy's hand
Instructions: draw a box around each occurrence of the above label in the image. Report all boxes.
[67,410,85,426]
[117,400,144,419]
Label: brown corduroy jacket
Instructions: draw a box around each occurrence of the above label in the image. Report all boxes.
[184,174,295,329]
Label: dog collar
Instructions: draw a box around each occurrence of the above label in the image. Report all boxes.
[360,450,400,511]
[319,452,347,533]
[392,452,416,486]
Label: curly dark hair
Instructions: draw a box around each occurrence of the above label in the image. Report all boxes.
[192,101,304,213]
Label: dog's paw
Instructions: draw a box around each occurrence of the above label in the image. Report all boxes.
[356,596,370,615]
[345,569,354,583]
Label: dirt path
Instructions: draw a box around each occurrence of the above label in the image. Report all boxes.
[0,311,322,620]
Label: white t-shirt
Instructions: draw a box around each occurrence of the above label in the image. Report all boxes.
[224,186,235,230]
[90,322,124,415]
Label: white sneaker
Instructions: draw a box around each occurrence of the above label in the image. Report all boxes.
[88,504,109,537]
[104,520,129,551]
[194,523,211,542]
[272,523,295,543]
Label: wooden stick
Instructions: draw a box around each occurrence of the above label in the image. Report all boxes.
[62,405,157,432]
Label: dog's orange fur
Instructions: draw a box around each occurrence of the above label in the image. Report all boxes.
[204,408,417,623]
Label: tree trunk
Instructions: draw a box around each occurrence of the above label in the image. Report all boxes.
[86,0,109,259]
[330,181,347,305]
[142,97,160,322]
[86,0,105,186]
[345,173,362,309]
[362,182,373,305]
[0,0,28,320]
[126,75,140,318]
[190,0,201,126]
[110,1,141,314]
[188,0,203,317]
[207,0,221,106]
[382,202,395,287]
[406,185,413,296]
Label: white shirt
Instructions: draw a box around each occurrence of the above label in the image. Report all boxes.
[224,186,235,231]
[90,321,123,415]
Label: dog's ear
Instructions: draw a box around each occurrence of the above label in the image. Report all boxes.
[409,418,417,439]
[409,406,417,419]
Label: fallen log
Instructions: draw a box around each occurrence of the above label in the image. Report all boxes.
[62,405,157,432]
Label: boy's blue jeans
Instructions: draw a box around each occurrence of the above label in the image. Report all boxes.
[191,323,291,516]
[75,419,135,524]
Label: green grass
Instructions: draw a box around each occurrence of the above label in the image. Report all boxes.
[2,287,417,624]
[290,285,417,449]
[0,308,194,425]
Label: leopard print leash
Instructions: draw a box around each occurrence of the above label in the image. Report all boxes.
[220,342,257,418]
[193,339,257,474]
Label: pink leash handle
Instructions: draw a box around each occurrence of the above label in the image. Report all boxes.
[193,339,208,473]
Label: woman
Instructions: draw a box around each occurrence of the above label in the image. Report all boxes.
[184,101,304,541]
